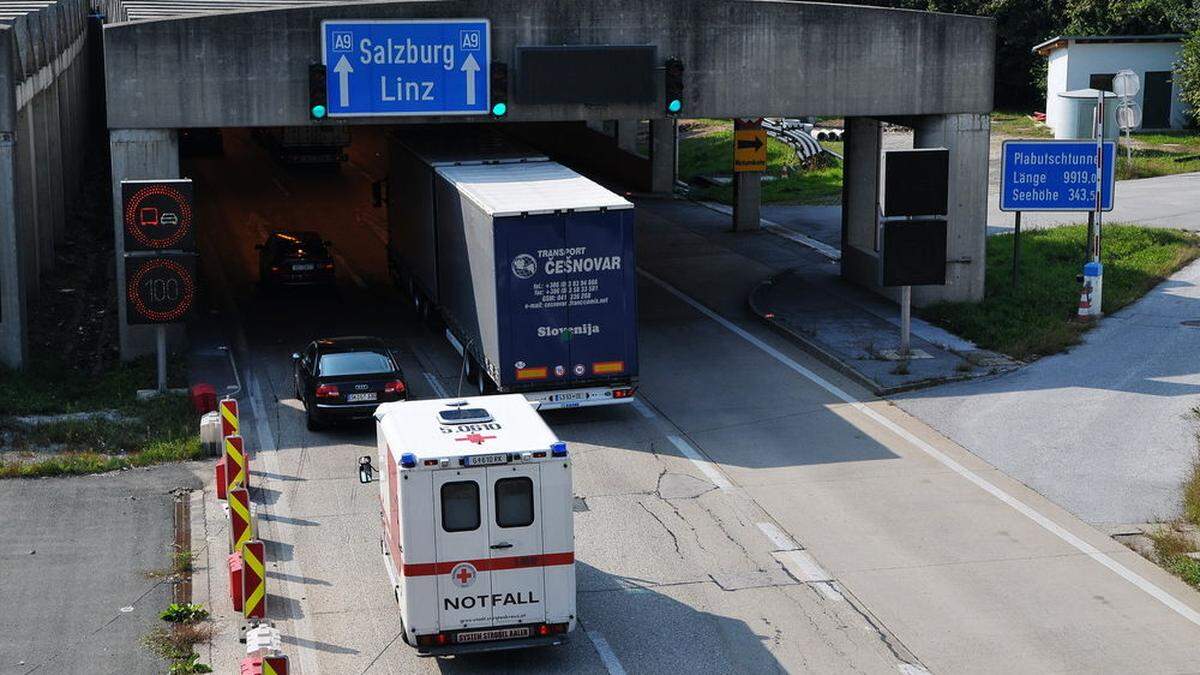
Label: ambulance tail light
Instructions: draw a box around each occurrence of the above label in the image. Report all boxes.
[315,384,339,399]
[422,459,438,466]
[551,442,568,458]
[539,622,569,636]
[400,453,417,469]
[415,632,448,647]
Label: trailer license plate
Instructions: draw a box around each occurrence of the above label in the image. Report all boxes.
[455,626,531,644]
[465,453,509,467]
[550,391,591,402]
[346,392,377,402]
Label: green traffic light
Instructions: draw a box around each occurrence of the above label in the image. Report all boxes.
[311,104,327,119]
[491,102,508,117]
[667,99,682,113]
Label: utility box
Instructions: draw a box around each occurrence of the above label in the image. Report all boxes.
[1056,89,1120,140]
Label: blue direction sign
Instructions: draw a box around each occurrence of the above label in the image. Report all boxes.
[1000,140,1116,212]
[321,19,489,117]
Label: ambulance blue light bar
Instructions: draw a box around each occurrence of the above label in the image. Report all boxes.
[551,442,568,458]
[401,452,417,468]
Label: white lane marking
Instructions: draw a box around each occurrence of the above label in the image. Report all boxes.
[331,251,368,290]
[640,268,1200,629]
[776,549,833,582]
[630,398,657,419]
[667,434,732,491]
[423,372,448,399]
[897,664,932,675]
[697,201,841,260]
[585,628,628,675]
[756,522,799,551]
[244,368,321,675]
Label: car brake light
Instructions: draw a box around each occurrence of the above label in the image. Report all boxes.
[415,632,448,647]
[321,262,334,271]
[539,623,569,636]
[315,384,339,398]
[270,265,281,273]
[384,380,406,395]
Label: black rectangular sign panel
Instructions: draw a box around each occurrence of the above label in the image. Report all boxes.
[883,149,949,217]
[124,253,197,325]
[880,219,947,287]
[516,45,656,105]
[121,179,195,253]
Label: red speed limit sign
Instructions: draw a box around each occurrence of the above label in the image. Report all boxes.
[121,179,194,252]
[125,253,197,324]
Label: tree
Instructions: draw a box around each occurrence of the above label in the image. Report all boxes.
[1177,30,1200,125]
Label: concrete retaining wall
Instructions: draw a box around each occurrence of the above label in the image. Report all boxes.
[0,0,95,368]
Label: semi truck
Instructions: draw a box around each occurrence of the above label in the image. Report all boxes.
[363,395,576,655]
[386,128,638,410]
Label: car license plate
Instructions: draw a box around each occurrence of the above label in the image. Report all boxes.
[455,626,531,644]
[292,263,314,271]
[346,392,377,402]
[550,391,590,402]
[465,453,509,467]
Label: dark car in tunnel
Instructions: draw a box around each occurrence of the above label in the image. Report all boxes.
[293,337,407,430]
[257,231,335,290]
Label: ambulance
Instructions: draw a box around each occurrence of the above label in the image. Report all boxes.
[362,394,576,655]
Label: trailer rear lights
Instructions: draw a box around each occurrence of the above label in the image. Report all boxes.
[400,452,417,469]
[612,388,635,399]
[515,366,548,381]
[315,384,339,398]
[592,361,625,375]
[539,622,569,636]
[551,442,568,458]
[384,380,406,395]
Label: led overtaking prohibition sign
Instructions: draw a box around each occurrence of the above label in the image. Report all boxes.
[121,179,195,252]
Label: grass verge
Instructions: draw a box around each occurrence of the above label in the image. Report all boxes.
[678,118,843,206]
[1117,130,1200,180]
[1140,411,1200,592]
[0,355,199,478]
[920,225,1200,361]
[991,110,1053,138]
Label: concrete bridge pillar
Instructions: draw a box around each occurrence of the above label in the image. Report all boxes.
[910,112,989,304]
[649,118,675,194]
[616,119,639,156]
[840,117,882,288]
[110,128,184,360]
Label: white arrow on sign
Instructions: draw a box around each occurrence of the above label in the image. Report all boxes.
[461,53,480,106]
[334,55,354,108]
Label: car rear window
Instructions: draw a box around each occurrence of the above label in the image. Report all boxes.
[442,481,480,532]
[276,236,328,257]
[318,351,393,376]
[495,477,534,528]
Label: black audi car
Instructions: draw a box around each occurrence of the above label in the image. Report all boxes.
[257,231,335,290]
[293,337,408,430]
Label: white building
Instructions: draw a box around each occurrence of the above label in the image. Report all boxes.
[1034,34,1189,132]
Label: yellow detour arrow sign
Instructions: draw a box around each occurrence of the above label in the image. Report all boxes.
[734,118,767,172]
[219,397,239,438]
[242,539,266,619]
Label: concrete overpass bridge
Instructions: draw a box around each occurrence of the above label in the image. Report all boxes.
[0,0,995,365]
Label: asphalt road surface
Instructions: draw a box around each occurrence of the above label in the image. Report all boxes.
[183,128,1200,674]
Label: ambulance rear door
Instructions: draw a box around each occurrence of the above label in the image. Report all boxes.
[486,463,546,626]
[433,468,493,630]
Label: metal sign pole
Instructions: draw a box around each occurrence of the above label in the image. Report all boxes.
[900,285,911,357]
[156,325,167,393]
[1094,92,1104,264]
[1012,211,1021,288]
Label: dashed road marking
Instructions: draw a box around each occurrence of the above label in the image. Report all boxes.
[584,627,628,675]
[776,549,833,583]
[667,434,733,491]
[331,251,368,290]
[756,522,798,551]
[640,267,1200,629]
[630,398,658,419]
[897,663,933,675]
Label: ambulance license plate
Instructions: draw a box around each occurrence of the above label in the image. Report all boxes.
[346,392,377,402]
[455,626,531,644]
[465,453,509,467]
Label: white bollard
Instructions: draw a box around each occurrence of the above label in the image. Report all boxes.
[245,623,283,655]
[200,411,222,457]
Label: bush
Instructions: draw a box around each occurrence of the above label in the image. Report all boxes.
[1177,31,1200,127]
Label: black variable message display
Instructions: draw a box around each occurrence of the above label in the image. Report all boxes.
[122,179,195,252]
[125,253,197,325]
[880,219,947,287]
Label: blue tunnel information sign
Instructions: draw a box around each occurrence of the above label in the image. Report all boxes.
[1000,140,1116,212]
[321,19,490,117]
